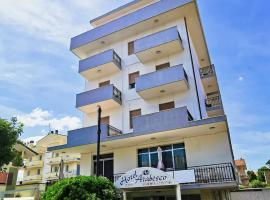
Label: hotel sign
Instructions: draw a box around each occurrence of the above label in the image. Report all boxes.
[115,167,177,189]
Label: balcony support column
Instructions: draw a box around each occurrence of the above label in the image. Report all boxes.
[176,184,181,200]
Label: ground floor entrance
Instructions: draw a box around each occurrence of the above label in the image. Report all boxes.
[132,194,201,200]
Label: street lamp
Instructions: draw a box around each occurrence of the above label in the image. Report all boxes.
[96,105,102,177]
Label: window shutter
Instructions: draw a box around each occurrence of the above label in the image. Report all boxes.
[156,62,170,71]
[130,109,141,129]
[99,80,110,87]
[159,101,175,111]
[128,41,134,55]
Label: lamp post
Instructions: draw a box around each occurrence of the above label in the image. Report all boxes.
[96,105,102,177]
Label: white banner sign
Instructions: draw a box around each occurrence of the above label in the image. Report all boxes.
[115,167,177,189]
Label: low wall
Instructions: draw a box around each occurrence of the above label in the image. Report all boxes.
[231,188,270,200]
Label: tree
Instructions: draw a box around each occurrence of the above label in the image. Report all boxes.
[249,180,267,188]
[257,166,268,182]
[266,160,270,168]
[41,176,120,200]
[247,170,257,182]
[0,117,23,170]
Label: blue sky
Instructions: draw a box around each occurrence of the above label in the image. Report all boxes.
[0,0,269,170]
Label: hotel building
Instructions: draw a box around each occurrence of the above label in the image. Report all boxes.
[49,0,237,199]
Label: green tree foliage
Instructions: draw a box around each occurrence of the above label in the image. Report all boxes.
[0,117,23,170]
[257,166,268,182]
[249,180,267,188]
[247,170,257,182]
[41,176,120,200]
[266,160,270,168]
[12,149,24,167]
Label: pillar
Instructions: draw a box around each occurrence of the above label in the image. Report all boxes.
[176,184,181,200]
[123,191,127,200]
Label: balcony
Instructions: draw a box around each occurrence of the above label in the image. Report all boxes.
[48,156,61,165]
[114,163,236,187]
[62,124,122,148]
[64,171,78,178]
[134,27,183,62]
[23,175,42,183]
[76,84,122,113]
[63,156,80,164]
[205,93,224,117]
[136,65,188,99]
[133,107,193,135]
[200,65,219,93]
[79,49,121,80]
[24,160,43,168]
[45,172,58,181]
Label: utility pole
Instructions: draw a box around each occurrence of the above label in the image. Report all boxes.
[96,105,102,177]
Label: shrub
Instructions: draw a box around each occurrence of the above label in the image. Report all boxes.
[41,176,120,200]
[249,180,267,188]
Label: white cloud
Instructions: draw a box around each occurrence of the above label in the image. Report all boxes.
[238,76,244,81]
[17,108,81,132]
[0,1,84,45]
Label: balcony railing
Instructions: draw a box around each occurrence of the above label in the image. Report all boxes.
[133,107,193,135]
[108,125,122,137]
[134,26,183,62]
[114,163,236,185]
[200,65,215,79]
[188,163,236,184]
[136,65,189,99]
[205,95,222,109]
[76,84,122,113]
[79,49,122,80]
[24,160,43,168]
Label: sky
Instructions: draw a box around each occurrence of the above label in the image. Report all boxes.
[0,0,269,170]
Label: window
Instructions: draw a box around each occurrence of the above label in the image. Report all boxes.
[128,41,134,55]
[93,153,113,181]
[159,101,175,111]
[138,143,187,171]
[55,153,59,157]
[129,109,141,129]
[54,166,58,172]
[27,171,30,176]
[129,71,139,89]
[65,165,69,172]
[100,116,110,125]
[39,155,42,160]
[99,80,110,87]
[37,169,40,175]
[156,62,170,71]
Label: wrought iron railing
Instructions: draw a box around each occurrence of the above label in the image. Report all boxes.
[113,51,121,67]
[205,95,222,109]
[107,125,122,137]
[200,64,215,79]
[188,163,235,183]
[113,86,122,104]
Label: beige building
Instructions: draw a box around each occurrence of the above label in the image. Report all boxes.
[235,158,249,186]
[6,132,81,199]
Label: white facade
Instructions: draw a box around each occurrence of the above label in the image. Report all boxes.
[50,0,236,199]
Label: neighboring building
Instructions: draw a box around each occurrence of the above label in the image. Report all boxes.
[20,131,80,185]
[235,158,249,186]
[49,0,237,199]
[10,132,80,199]
[0,142,37,199]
